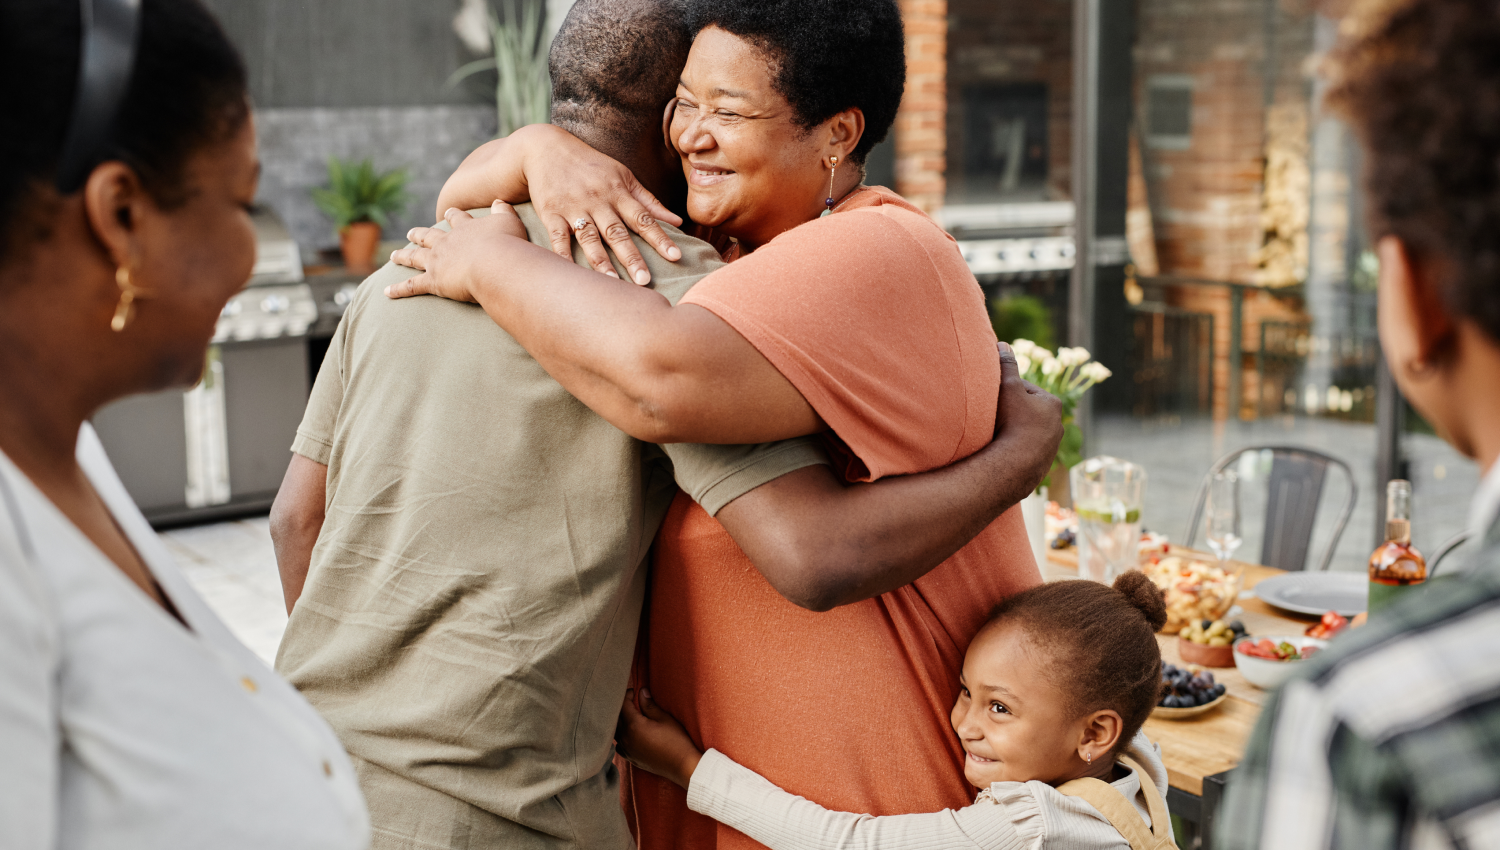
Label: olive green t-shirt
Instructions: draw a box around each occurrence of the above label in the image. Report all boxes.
[274,206,826,850]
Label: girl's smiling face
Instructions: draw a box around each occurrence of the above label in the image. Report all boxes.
[950,622,1122,788]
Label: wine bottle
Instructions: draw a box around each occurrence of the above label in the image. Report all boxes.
[1368,479,1427,614]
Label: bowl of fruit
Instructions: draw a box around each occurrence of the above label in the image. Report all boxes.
[1144,556,1245,635]
[1177,618,1246,667]
[1232,636,1328,690]
[1154,663,1228,719]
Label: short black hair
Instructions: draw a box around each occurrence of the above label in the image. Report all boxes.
[684,0,905,165]
[1324,0,1500,344]
[549,0,693,141]
[0,0,248,253]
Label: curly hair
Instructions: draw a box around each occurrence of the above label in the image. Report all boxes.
[684,0,906,165]
[0,0,247,255]
[1324,0,1500,343]
[987,571,1167,754]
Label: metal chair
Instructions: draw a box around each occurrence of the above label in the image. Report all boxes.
[1185,446,1357,573]
[1429,531,1473,577]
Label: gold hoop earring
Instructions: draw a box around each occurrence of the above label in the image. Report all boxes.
[820,155,840,219]
[111,267,152,332]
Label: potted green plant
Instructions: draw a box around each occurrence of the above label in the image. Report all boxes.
[311,157,411,273]
[1009,339,1112,570]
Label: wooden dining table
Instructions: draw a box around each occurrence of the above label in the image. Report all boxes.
[1043,547,1325,849]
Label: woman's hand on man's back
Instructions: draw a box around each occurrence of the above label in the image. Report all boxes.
[436,124,685,285]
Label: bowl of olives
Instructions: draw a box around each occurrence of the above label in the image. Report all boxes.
[1177,618,1246,668]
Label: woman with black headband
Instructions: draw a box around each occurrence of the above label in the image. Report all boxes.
[0,1,369,846]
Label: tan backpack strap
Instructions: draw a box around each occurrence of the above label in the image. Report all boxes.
[1117,755,1175,847]
[1057,756,1177,850]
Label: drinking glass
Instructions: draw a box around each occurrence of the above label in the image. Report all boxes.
[1196,469,1246,622]
[1070,456,1147,584]
[1205,470,1242,565]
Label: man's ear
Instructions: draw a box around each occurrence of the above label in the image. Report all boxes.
[81,161,149,270]
[1377,234,1455,372]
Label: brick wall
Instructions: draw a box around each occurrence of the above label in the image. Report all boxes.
[896,0,948,211]
[933,0,1330,420]
[1134,0,1316,282]
[1134,0,1318,418]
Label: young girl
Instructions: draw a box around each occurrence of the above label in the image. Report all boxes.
[617,571,1177,850]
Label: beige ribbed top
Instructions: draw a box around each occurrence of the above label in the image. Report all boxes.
[685,732,1170,850]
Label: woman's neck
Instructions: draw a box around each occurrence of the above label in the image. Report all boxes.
[0,339,93,478]
[0,264,118,480]
[735,167,865,254]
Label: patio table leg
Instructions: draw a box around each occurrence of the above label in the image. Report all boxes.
[1165,768,1232,850]
[1166,785,1200,848]
[1199,769,1232,850]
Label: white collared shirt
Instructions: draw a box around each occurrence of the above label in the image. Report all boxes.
[0,425,369,850]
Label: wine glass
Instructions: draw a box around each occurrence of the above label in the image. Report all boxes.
[1205,470,1242,565]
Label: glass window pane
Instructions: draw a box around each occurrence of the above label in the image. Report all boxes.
[944,0,1482,573]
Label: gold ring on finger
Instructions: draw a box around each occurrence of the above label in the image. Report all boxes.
[573,218,590,232]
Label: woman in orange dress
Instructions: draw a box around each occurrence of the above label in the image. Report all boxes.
[390,2,1052,847]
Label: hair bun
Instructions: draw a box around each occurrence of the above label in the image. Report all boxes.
[1113,570,1167,632]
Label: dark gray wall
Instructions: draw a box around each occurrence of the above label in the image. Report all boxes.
[199,0,516,256]
[254,106,498,259]
[203,0,487,108]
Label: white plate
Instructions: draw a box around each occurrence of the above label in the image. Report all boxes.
[1253,572,1367,617]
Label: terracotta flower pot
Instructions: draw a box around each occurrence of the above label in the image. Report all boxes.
[339,221,382,273]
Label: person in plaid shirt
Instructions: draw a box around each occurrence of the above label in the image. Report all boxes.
[1217,0,1500,848]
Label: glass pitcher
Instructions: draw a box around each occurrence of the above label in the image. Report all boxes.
[1070,456,1147,583]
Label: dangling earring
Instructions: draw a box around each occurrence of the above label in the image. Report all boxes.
[111,266,151,332]
[820,155,840,218]
[1084,751,1093,765]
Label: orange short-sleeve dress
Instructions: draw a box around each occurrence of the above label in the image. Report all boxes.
[626,187,1044,850]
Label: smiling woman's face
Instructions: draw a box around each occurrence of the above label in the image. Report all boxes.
[670,26,840,250]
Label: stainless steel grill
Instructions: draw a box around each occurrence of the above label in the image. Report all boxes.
[93,207,322,526]
[938,201,1078,278]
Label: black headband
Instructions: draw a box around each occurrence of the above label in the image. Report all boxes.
[54,0,142,194]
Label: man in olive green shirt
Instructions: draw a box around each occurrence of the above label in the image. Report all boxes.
[275,199,823,849]
[269,2,1061,848]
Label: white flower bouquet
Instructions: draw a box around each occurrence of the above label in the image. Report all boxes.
[1010,339,1112,479]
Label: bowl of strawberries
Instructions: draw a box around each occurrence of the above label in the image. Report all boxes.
[1233,636,1329,690]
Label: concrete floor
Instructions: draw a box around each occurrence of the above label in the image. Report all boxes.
[168,414,1484,664]
[161,516,287,664]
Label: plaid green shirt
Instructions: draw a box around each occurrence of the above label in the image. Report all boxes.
[1217,521,1500,850]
